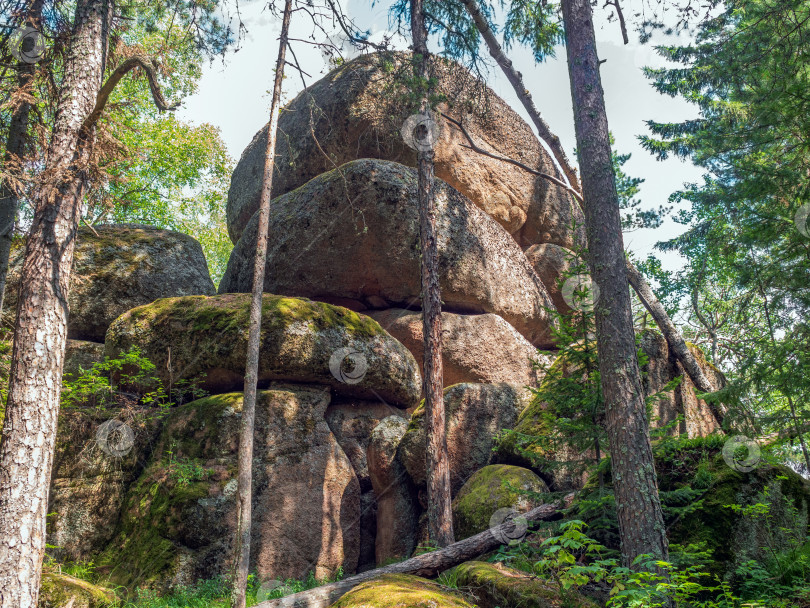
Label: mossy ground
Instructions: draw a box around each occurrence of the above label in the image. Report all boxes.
[39,571,117,608]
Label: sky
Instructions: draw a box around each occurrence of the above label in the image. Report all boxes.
[178,0,706,273]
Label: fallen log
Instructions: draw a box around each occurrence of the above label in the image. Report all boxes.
[254,495,571,608]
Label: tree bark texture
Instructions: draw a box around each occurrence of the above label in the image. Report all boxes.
[411,0,454,548]
[231,3,293,608]
[0,0,46,319]
[0,1,112,607]
[561,0,669,566]
[254,497,569,608]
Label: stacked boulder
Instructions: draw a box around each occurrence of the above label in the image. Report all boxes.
[40,52,738,601]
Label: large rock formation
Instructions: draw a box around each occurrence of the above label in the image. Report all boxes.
[98,388,361,588]
[5,224,215,342]
[525,243,582,315]
[226,52,583,250]
[47,408,161,563]
[640,329,724,437]
[326,401,406,491]
[220,159,556,347]
[369,309,547,389]
[104,293,421,408]
[495,331,726,491]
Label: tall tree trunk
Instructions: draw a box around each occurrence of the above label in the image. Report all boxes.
[0,1,112,606]
[411,0,453,547]
[231,2,292,607]
[0,0,46,320]
[561,0,669,567]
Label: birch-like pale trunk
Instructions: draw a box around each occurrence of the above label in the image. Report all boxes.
[0,2,112,606]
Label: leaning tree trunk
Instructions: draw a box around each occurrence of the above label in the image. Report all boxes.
[0,1,112,606]
[459,0,579,192]
[561,0,669,567]
[0,0,46,319]
[411,0,454,547]
[231,2,293,607]
[458,0,719,417]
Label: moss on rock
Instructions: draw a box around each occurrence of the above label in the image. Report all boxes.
[105,294,421,407]
[38,571,116,608]
[329,573,475,608]
[452,464,549,540]
[98,387,361,590]
[453,561,597,608]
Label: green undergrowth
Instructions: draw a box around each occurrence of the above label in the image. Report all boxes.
[42,562,343,608]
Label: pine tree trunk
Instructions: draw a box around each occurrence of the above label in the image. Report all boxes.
[561,0,669,566]
[0,1,111,606]
[0,0,46,319]
[411,0,454,548]
[231,3,292,607]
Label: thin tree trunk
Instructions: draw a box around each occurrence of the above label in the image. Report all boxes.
[231,2,292,607]
[0,2,112,606]
[561,0,669,567]
[0,0,46,320]
[254,496,570,608]
[458,0,580,192]
[411,0,453,548]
